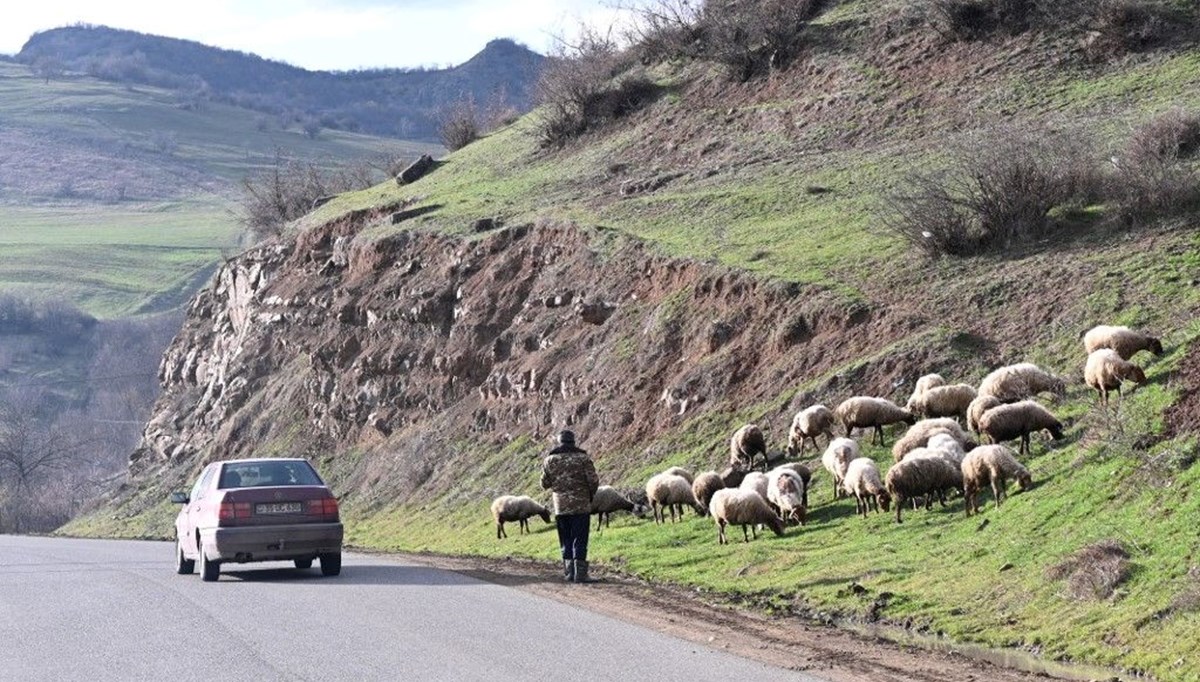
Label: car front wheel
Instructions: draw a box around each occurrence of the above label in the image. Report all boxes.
[319,552,341,577]
[200,549,220,582]
[175,537,195,575]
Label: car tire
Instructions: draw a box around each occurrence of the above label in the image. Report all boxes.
[319,552,341,577]
[294,558,313,570]
[200,549,220,582]
[175,537,195,575]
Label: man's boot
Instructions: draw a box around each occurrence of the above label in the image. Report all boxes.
[573,559,600,583]
[562,559,575,583]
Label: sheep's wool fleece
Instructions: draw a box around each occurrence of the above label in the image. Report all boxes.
[540,445,600,515]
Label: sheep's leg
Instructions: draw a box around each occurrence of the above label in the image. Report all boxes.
[895,499,903,523]
[743,525,752,542]
[718,520,727,544]
[1021,433,1030,457]
[497,522,505,539]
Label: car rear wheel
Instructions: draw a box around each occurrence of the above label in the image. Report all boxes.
[319,552,341,577]
[175,537,195,575]
[294,558,313,570]
[200,549,220,582]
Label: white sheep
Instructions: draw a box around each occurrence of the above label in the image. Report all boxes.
[709,488,786,544]
[739,471,769,501]
[730,423,769,471]
[966,394,1002,435]
[645,473,702,524]
[841,457,890,518]
[590,486,643,531]
[491,495,551,539]
[927,432,966,466]
[892,418,974,462]
[766,467,807,525]
[1082,325,1163,360]
[977,400,1065,457]
[908,383,977,423]
[961,445,1033,515]
[905,373,947,412]
[834,397,916,446]
[977,363,1066,403]
[1084,349,1148,408]
[787,404,836,457]
[822,437,859,502]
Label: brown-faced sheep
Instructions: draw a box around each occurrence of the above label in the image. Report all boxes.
[1085,349,1148,408]
[961,445,1033,515]
[787,405,837,457]
[908,383,978,423]
[590,486,643,531]
[841,457,891,518]
[491,495,551,539]
[977,400,1065,456]
[730,423,769,471]
[892,418,975,462]
[884,457,964,523]
[1083,325,1164,360]
[977,363,1066,403]
[645,473,702,524]
[767,467,807,525]
[822,437,859,501]
[661,466,695,484]
[834,397,916,446]
[905,373,947,412]
[709,488,786,544]
[967,394,1003,435]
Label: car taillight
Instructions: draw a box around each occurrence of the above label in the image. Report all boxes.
[306,498,339,518]
[218,502,252,523]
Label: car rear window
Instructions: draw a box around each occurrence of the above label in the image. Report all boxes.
[219,461,323,489]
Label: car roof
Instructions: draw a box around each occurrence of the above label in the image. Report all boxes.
[219,458,312,466]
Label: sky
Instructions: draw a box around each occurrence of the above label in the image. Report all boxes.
[1,0,635,71]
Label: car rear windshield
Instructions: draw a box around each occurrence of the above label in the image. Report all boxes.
[219,461,323,489]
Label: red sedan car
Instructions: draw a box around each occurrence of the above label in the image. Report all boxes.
[170,458,344,581]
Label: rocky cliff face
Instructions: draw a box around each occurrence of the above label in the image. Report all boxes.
[132,213,931,505]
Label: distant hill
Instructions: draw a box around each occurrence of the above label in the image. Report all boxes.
[16,25,545,141]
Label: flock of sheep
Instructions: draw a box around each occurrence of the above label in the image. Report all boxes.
[491,325,1162,543]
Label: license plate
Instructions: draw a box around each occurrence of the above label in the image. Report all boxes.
[256,502,302,515]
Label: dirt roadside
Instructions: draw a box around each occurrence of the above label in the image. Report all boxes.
[370,549,1111,682]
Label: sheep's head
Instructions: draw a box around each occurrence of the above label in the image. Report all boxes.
[538,509,552,524]
[1048,421,1065,440]
[877,490,892,512]
[902,410,917,426]
[1128,365,1148,385]
[963,438,978,452]
[766,513,786,537]
[1150,337,1164,356]
[1017,472,1034,491]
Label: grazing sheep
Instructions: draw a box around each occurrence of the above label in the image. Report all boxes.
[771,462,812,508]
[977,363,1066,403]
[766,467,807,525]
[961,445,1033,515]
[892,418,975,462]
[709,488,786,544]
[661,466,695,484]
[730,424,769,471]
[787,405,837,457]
[1083,325,1164,360]
[590,486,642,531]
[739,471,769,501]
[822,437,859,502]
[645,473,702,524]
[692,471,724,515]
[927,432,967,466]
[908,383,978,423]
[834,397,916,446]
[491,495,551,539]
[977,400,1065,456]
[1085,349,1148,408]
[967,394,1003,435]
[884,457,964,523]
[841,457,891,518]
[905,373,947,412]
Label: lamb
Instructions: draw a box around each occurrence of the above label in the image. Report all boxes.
[977,400,1065,456]
[884,457,964,523]
[1082,325,1164,360]
[730,423,769,471]
[977,363,1066,403]
[709,488,786,544]
[661,466,695,484]
[766,467,807,525]
[927,432,967,466]
[822,437,859,501]
[590,486,642,531]
[1084,349,1148,408]
[907,383,978,423]
[966,394,1003,435]
[491,495,551,539]
[834,397,916,446]
[771,462,812,508]
[905,373,946,412]
[739,471,769,501]
[892,418,974,462]
[645,473,702,524]
[961,444,1033,515]
[840,457,891,518]
[787,405,837,457]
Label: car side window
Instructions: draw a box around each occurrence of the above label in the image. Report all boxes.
[191,465,216,500]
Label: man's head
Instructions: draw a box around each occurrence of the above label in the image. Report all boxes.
[558,430,576,446]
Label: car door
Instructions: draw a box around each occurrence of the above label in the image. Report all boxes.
[179,464,218,557]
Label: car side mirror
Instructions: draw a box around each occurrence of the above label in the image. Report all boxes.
[169,492,189,504]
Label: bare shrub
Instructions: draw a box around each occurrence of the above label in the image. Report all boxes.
[1080,0,1177,60]
[239,152,376,241]
[699,0,820,81]
[1046,540,1132,600]
[626,0,708,63]
[882,128,1102,257]
[928,0,1036,40]
[1110,109,1200,224]
[1127,108,1200,163]
[438,97,480,151]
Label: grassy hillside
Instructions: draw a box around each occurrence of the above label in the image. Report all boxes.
[67,1,1200,679]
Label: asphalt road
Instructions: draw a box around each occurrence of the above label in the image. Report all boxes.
[0,535,825,681]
